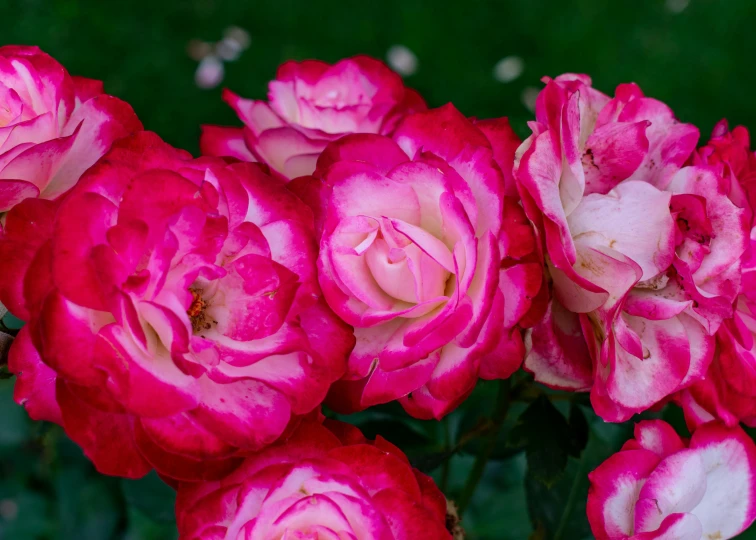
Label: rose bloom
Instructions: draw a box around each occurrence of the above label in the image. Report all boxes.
[200,56,426,180]
[2,132,353,480]
[677,122,756,428]
[0,45,142,212]
[175,418,452,540]
[517,75,749,422]
[292,105,541,420]
[587,420,756,539]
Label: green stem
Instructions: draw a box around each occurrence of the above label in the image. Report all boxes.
[456,379,511,515]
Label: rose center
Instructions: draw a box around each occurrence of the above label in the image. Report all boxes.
[187,288,216,334]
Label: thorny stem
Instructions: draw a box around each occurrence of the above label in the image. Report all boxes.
[456,379,511,515]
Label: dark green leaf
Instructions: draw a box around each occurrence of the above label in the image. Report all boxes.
[508,395,573,486]
[456,380,527,460]
[525,427,614,540]
[1,313,25,331]
[435,454,533,540]
[356,419,432,451]
[567,404,589,458]
[121,471,176,523]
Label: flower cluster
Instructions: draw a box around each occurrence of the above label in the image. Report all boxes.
[518,75,750,422]
[4,45,756,539]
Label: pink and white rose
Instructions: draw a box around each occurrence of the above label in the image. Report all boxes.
[0,45,142,212]
[293,105,534,420]
[587,420,756,539]
[518,75,749,421]
[200,56,426,180]
[677,122,756,428]
[175,418,452,540]
[1,132,353,480]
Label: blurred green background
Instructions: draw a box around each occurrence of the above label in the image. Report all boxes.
[2,0,756,538]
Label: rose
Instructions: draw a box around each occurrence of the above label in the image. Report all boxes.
[693,119,756,214]
[2,131,354,480]
[676,123,756,428]
[201,56,426,180]
[587,420,756,539]
[175,418,452,540]
[292,105,535,420]
[0,45,141,212]
[517,75,749,421]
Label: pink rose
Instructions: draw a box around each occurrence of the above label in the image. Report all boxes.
[517,75,749,421]
[677,123,756,428]
[1,132,353,480]
[200,56,426,180]
[587,420,756,539]
[292,105,532,420]
[175,418,452,540]
[0,45,142,211]
[693,119,756,215]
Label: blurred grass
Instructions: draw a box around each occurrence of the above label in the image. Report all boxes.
[1,0,754,155]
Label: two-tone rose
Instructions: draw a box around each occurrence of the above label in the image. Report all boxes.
[201,56,426,180]
[3,132,353,480]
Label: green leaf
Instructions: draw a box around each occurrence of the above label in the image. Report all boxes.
[1,313,25,331]
[525,424,624,540]
[356,419,432,451]
[566,404,589,458]
[121,471,176,523]
[508,395,574,486]
[456,380,527,460]
[435,454,533,540]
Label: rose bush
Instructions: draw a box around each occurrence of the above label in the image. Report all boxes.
[2,131,353,480]
[291,104,543,420]
[0,45,141,212]
[175,418,452,540]
[201,56,426,180]
[587,420,756,539]
[518,75,749,422]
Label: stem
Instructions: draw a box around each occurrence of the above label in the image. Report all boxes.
[456,379,511,515]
